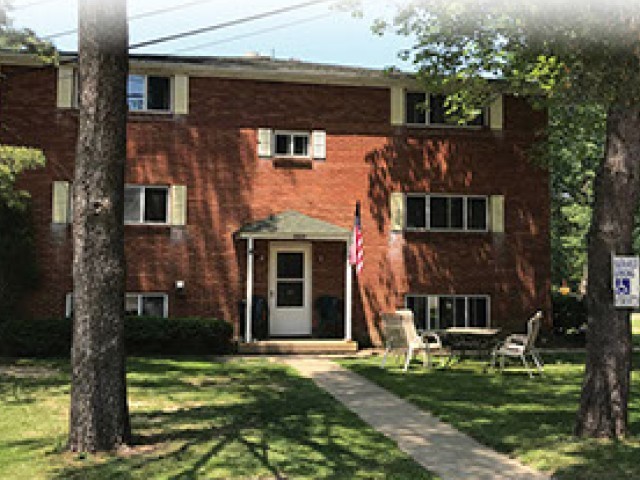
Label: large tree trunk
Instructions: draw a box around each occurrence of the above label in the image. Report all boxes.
[575,105,640,439]
[69,0,130,452]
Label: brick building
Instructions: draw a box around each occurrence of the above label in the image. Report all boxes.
[0,52,550,349]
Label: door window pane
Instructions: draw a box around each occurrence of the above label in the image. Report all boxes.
[124,187,141,223]
[430,197,447,229]
[407,296,427,331]
[406,92,427,124]
[454,298,466,327]
[144,188,168,223]
[277,252,304,279]
[439,297,454,328]
[469,297,488,327]
[277,281,304,307]
[142,296,165,317]
[147,76,170,111]
[406,196,427,229]
[467,198,487,230]
[450,197,464,229]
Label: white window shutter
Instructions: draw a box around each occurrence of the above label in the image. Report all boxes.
[52,181,70,224]
[490,94,504,130]
[257,128,272,157]
[390,86,405,126]
[170,185,188,226]
[173,74,189,114]
[56,66,75,109]
[312,130,326,159]
[390,192,405,231]
[490,195,505,233]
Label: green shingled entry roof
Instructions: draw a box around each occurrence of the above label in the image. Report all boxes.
[237,210,350,240]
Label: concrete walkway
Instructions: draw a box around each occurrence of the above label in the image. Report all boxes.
[280,357,550,480]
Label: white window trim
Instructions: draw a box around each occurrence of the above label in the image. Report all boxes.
[125,185,171,226]
[404,194,489,233]
[405,294,491,329]
[66,292,169,318]
[405,91,487,129]
[273,130,312,158]
[127,74,173,114]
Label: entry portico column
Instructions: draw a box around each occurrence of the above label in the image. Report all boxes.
[345,241,353,341]
[245,237,254,342]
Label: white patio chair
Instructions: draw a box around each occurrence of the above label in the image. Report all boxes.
[491,311,544,378]
[380,310,445,371]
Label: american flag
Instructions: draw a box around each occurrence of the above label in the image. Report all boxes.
[349,201,364,274]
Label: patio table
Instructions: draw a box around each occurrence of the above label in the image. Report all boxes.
[437,328,502,365]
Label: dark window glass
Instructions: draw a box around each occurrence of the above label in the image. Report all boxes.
[439,297,455,329]
[144,188,168,223]
[124,187,141,222]
[450,197,464,229]
[147,76,170,111]
[469,297,488,327]
[454,298,466,327]
[293,135,309,156]
[275,134,290,155]
[406,92,427,124]
[429,94,448,124]
[467,110,485,126]
[277,252,304,279]
[277,282,304,307]
[406,196,427,229]
[467,198,487,230]
[430,197,448,229]
[142,296,166,317]
[407,296,427,331]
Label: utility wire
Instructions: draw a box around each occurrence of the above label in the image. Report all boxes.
[10,0,58,11]
[44,0,218,40]
[173,11,333,54]
[130,0,333,50]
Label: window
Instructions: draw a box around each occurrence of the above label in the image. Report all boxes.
[405,195,488,231]
[274,131,310,157]
[127,74,171,112]
[405,92,485,127]
[124,186,169,224]
[66,293,168,318]
[406,294,490,330]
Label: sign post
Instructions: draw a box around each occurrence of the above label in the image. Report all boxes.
[612,255,640,308]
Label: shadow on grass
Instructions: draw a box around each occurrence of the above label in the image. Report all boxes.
[342,353,640,480]
[45,358,431,480]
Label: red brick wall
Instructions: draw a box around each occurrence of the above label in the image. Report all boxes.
[0,64,551,345]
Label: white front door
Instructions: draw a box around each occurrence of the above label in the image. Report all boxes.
[269,242,312,336]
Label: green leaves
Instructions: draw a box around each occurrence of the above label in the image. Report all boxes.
[0,146,46,209]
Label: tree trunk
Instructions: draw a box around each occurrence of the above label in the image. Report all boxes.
[69,0,130,452]
[575,105,640,439]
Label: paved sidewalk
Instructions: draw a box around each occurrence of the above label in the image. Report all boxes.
[280,357,550,480]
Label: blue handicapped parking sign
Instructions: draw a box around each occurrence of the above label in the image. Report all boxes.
[615,278,631,296]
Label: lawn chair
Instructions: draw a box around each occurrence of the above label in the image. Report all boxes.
[380,310,445,371]
[491,311,544,378]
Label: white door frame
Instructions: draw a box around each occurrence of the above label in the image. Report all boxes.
[268,242,312,336]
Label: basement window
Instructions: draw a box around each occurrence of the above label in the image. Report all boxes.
[406,295,490,330]
[65,293,168,318]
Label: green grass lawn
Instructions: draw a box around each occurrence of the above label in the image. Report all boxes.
[633,313,640,347]
[0,357,435,480]
[340,353,640,480]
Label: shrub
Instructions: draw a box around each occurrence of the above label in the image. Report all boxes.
[552,292,587,334]
[0,316,233,357]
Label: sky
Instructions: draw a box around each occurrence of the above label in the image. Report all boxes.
[7,0,414,70]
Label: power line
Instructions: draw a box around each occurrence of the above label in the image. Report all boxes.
[10,0,58,11]
[173,11,333,54]
[130,0,333,50]
[44,0,218,40]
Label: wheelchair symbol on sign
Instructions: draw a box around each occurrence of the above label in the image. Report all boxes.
[615,278,632,296]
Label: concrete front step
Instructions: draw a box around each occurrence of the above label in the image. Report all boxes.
[238,339,358,355]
